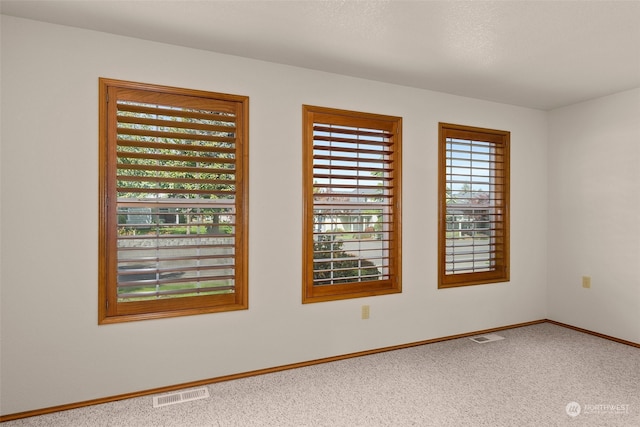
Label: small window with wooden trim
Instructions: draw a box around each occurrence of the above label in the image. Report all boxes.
[438,122,510,288]
[98,78,248,323]
[302,105,402,303]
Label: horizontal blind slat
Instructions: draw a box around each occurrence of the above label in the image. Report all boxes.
[117,102,237,123]
[117,150,235,165]
[117,115,236,133]
[117,187,234,196]
[117,175,235,186]
[118,163,235,175]
[117,284,235,299]
[312,173,392,182]
[313,164,393,174]
[313,125,393,139]
[312,154,394,164]
[117,138,235,154]
[117,127,235,144]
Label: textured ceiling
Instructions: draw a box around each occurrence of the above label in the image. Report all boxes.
[2,0,639,110]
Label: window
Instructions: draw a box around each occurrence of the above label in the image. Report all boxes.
[302,105,402,303]
[98,78,248,323]
[438,123,510,288]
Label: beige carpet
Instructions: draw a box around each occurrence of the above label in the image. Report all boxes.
[4,323,639,426]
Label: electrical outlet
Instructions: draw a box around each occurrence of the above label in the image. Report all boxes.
[361,305,370,319]
[582,276,591,289]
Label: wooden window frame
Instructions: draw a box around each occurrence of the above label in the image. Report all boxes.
[98,78,249,323]
[302,105,402,303]
[438,122,510,289]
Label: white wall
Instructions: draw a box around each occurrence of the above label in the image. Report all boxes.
[0,16,549,415]
[547,88,640,343]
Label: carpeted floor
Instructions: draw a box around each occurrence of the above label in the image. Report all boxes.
[4,323,639,426]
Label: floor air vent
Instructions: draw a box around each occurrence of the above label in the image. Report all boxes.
[469,333,505,344]
[153,387,210,408]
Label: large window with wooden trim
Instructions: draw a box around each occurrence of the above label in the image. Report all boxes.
[438,123,510,288]
[302,105,402,303]
[98,78,248,323]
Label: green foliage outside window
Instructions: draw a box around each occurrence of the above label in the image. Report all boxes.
[313,236,380,285]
